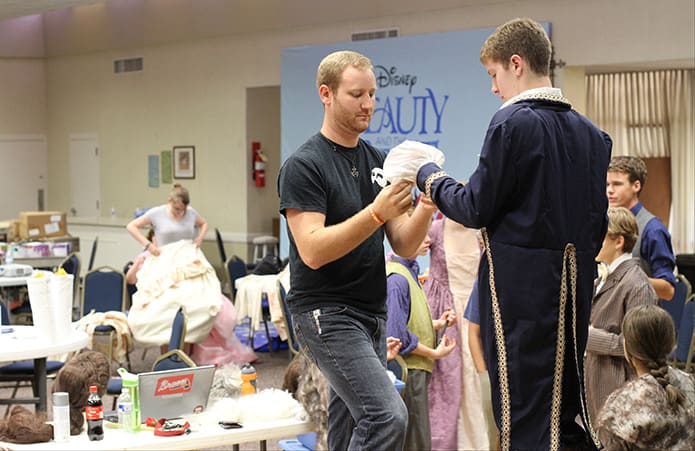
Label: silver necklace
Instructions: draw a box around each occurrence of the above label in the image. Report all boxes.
[324,135,359,178]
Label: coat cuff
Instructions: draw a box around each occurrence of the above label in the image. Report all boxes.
[416,162,442,192]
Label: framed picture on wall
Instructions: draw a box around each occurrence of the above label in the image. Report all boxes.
[173,146,195,179]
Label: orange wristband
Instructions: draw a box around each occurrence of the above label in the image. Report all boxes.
[368,205,385,225]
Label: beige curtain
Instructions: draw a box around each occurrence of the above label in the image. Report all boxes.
[586,69,695,254]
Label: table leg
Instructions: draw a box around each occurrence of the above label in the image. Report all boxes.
[260,439,267,451]
[33,357,47,411]
[232,445,240,451]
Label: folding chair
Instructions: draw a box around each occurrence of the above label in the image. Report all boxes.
[660,274,690,336]
[152,306,196,371]
[107,306,194,407]
[673,294,695,373]
[278,280,300,360]
[215,228,227,267]
[59,252,81,319]
[225,255,248,301]
[81,266,129,367]
[87,237,99,272]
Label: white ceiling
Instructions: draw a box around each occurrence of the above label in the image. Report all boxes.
[0,0,503,31]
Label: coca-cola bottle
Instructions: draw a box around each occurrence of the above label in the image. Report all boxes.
[86,385,104,441]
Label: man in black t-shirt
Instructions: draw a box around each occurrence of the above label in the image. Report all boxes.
[278,50,435,451]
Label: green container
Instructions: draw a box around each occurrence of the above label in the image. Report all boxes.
[117,368,140,429]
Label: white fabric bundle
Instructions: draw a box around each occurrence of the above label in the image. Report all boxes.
[199,388,301,425]
[128,241,221,345]
[383,140,445,183]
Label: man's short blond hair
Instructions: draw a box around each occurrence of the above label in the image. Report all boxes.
[479,18,551,76]
[316,50,373,92]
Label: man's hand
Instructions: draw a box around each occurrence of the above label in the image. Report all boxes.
[372,179,413,223]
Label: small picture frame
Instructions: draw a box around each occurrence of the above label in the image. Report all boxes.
[173,146,195,179]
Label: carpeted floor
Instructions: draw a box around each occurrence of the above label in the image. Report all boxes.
[1,338,296,450]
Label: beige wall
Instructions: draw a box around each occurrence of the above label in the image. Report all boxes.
[0,0,693,247]
[246,86,281,236]
[0,59,46,133]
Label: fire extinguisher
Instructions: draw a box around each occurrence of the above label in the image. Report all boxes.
[252,142,267,188]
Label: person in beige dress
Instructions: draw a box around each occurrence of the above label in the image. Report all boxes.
[585,207,658,427]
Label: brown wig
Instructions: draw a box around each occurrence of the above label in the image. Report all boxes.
[51,350,110,435]
[0,406,52,444]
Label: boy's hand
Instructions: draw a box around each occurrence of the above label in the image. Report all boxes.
[386,336,402,361]
[434,335,456,359]
[439,308,457,327]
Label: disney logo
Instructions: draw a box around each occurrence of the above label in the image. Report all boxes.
[374,65,417,94]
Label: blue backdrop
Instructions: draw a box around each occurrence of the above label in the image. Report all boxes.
[278,24,550,266]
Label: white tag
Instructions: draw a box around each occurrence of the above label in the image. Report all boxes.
[44,223,60,234]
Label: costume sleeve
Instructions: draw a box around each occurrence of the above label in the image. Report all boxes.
[416,119,517,228]
[385,274,419,354]
[641,219,677,286]
[586,281,657,356]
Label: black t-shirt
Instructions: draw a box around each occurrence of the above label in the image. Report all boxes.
[278,132,388,317]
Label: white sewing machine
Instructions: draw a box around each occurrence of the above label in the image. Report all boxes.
[0,264,34,277]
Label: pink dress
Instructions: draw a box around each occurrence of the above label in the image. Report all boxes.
[190,295,257,366]
[424,218,488,450]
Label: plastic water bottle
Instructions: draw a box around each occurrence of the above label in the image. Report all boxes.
[86,385,104,441]
[117,386,135,433]
[240,364,257,395]
[5,244,13,265]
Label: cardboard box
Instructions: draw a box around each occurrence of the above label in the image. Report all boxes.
[46,235,80,253]
[0,219,19,242]
[19,211,67,240]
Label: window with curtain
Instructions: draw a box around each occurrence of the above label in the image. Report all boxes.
[586,69,695,254]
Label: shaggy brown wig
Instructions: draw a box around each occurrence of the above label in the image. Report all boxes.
[0,406,52,444]
[283,351,329,451]
[51,350,110,435]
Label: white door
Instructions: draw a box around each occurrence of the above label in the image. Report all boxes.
[0,134,47,220]
[69,134,100,218]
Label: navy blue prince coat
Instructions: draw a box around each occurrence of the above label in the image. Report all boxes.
[417,96,612,449]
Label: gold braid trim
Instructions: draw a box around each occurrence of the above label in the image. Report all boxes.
[483,237,597,451]
[424,170,448,199]
[550,244,600,450]
[549,244,573,451]
[481,228,512,451]
[510,92,572,107]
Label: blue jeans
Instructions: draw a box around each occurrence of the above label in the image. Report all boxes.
[293,305,408,451]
